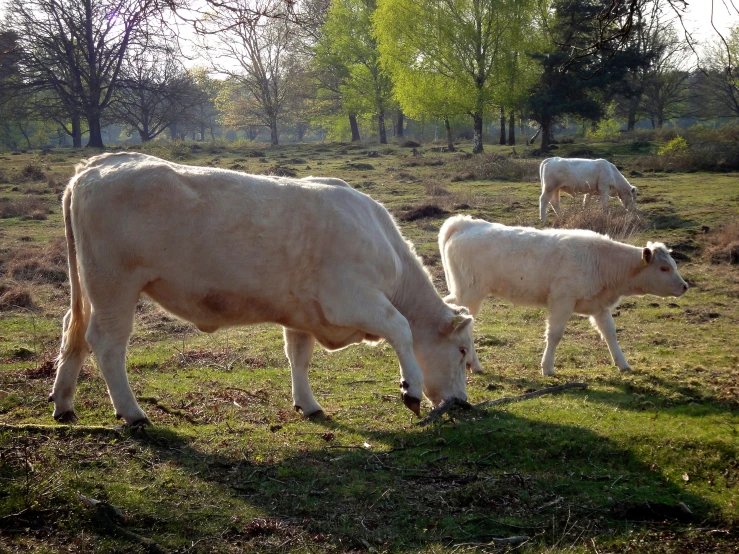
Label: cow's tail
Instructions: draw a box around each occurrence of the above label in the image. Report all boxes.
[56,183,89,369]
[439,215,477,290]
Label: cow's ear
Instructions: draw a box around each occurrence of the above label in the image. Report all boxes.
[440,313,473,336]
[642,247,653,265]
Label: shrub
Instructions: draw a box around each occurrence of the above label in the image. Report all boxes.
[168,141,192,160]
[17,162,46,182]
[587,118,622,142]
[658,135,688,156]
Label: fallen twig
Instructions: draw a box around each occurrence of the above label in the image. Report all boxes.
[475,382,588,408]
[418,383,588,426]
[417,397,472,426]
[0,423,122,437]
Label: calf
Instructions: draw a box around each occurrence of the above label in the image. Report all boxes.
[439,216,688,375]
[540,157,637,220]
[51,153,475,425]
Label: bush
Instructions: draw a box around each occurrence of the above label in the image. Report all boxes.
[587,119,622,142]
[0,282,34,311]
[658,135,688,156]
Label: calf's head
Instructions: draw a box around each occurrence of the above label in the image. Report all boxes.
[637,242,688,297]
[413,306,475,407]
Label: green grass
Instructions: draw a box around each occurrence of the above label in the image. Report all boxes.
[1,139,737,553]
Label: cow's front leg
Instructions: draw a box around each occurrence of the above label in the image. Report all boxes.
[590,310,631,371]
[539,190,554,221]
[549,189,561,216]
[541,300,574,376]
[283,328,323,417]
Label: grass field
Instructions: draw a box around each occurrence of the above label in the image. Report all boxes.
[1,138,737,553]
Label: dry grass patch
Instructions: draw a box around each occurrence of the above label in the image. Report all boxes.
[702,221,739,264]
[553,204,649,240]
[453,153,539,182]
[4,237,68,284]
[397,202,449,222]
[0,196,49,219]
[0,281,34,311]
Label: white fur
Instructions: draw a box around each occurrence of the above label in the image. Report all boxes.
[439,216,688,375]
[539,157,637,220]
[51,153,475,424]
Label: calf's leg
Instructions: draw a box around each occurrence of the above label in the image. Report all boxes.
[549,189,561,216]
[283,328,323,417]
[539,189,554,221]
[590,310,631,371]
[541,300,574,376]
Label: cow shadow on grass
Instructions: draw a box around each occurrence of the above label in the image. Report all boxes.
[118,400,725,553]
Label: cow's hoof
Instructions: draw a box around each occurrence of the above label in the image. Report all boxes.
[402,393,421,416]
[305,409,328,421]
[124,417,152,430]
[618,365,633,372]
[54,410,78,424]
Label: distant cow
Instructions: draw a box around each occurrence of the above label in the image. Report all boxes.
[439,216,688,375]
[51,153,476,425]
[539,157,637,220]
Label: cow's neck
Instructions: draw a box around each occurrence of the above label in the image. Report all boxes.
[393,253,447,330]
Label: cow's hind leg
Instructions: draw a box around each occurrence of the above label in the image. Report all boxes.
[590,310,631,371]
[283,328,323,417]
[541,300,574,376]
[539,189,554,221]
[50,305,90,422]
[85,297,148,425]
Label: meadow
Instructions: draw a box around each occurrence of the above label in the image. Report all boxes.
[0,137,737,553]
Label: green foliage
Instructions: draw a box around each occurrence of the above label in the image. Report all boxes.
[587,118,623,141]
[658,135,689,156]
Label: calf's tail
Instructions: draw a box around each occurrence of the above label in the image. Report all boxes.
[439,215,478,293]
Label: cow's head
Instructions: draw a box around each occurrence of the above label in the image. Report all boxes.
[412,305,475,407]
[619,185,637,211]
[637,242,688,297]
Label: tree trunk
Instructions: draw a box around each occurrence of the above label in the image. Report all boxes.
[86,114,104,148]
[169,122,178,140]
[270,117,279,146]
[200,123,206,141]
[626,95,641,132]
[508,111,515,146]
[444,117,455,152]
[378,110,387,144]
[540,118,552,151]
[499,106,506,145]
[349,114,360,142]
[396,110,404,138]
[71,112,82,148]
[472,112,484,154]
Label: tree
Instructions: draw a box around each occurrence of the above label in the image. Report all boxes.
[112,48,200,142]
[316,0,395,144]
[6,0,172,148]
[527,0,647,151]
[700,24,739,120]
[375,0,540,153]
[202,0,302,146]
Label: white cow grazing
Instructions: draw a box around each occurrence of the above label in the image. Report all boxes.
[51,153,476,425]
[539,157,637,220]
[439,215,688,376]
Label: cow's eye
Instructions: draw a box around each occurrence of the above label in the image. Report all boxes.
[459,347,467,358]
[660,266,671,273]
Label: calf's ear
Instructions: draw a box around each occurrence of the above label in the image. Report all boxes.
[440,313,473,336]
[642,247,653,265]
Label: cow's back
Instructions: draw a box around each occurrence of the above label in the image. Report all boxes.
[69,153,405,333]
